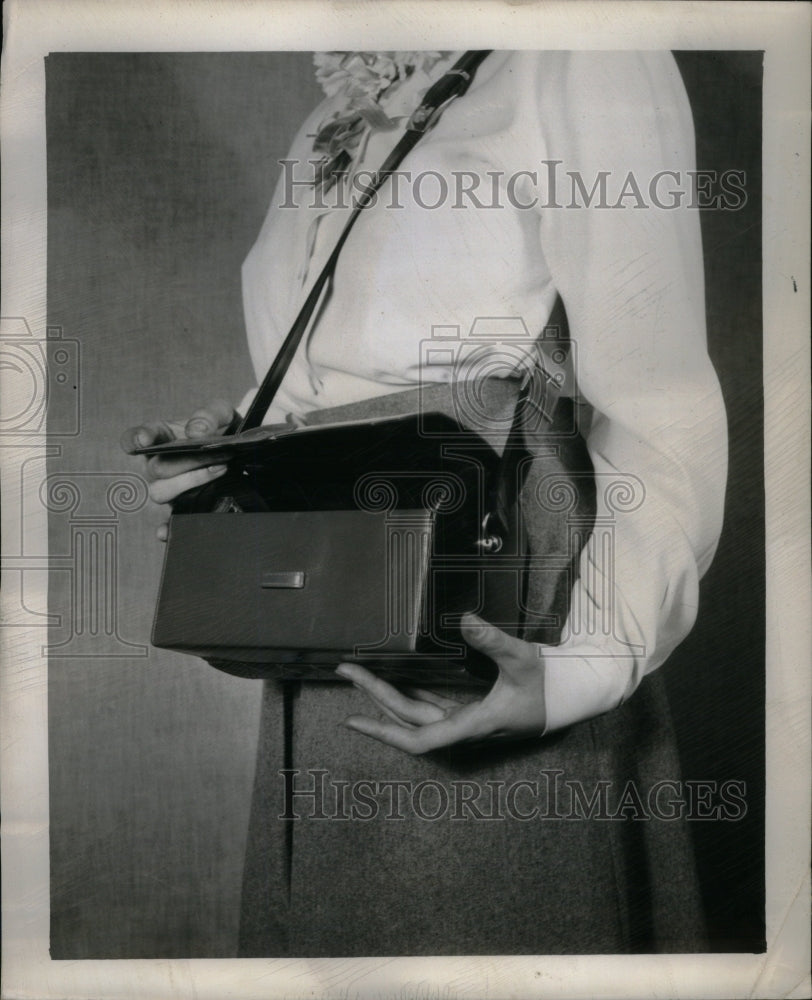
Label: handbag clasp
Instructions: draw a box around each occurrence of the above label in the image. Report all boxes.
[261,572,306,589]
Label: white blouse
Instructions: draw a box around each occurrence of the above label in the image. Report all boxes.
[239,50,728,732]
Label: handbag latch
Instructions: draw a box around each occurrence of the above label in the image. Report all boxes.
[261,572,306,589]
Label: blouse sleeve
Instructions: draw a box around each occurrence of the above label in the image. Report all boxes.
[528,52,728,731]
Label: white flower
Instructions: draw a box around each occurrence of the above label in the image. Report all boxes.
[310,51,450,193]
[314,52,396,101]
[313,50,447,105]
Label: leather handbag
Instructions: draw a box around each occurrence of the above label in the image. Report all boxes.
[134,51,580,686]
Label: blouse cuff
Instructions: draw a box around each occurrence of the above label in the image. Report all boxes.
[540,642,635,735]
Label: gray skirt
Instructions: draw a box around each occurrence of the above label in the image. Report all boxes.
[238,672,705,957]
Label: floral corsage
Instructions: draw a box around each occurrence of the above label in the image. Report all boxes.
[310,51,447,192]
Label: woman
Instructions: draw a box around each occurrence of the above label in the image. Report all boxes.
[124,50,727,955]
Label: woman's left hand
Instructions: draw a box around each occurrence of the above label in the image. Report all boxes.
[336,612,547,754]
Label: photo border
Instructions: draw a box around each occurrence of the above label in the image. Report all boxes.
[2,1,809,997]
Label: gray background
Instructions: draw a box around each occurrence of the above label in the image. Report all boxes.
[46,53,322,957]
[46,52,764,957]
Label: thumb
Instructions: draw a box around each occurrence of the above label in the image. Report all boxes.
[460,612,527,666]
[185,399,236,438]
[120,419,183,454]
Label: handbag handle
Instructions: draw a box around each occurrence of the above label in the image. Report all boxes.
[237,49,494,433]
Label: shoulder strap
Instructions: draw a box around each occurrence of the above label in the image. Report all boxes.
[237,50,493,433]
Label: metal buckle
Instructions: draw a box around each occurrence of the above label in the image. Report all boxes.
[476,511,504,554]
[407,93,460,134]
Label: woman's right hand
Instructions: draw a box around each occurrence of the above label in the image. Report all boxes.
[120,399,236,540]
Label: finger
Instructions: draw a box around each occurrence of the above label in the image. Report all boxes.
[344,699,490,755]
[336,664,448,726]
[148,464,227,505]
[460,612,528,666]
[185,399,236,438]
[348,685,424,728]
[120,419,185,454]
[340,668,464,726]
[356,693,420,729]
[400,686,462,710]
[144,450,231,482]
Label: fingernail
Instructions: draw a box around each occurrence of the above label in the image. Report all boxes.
[207,464,227,475]
[335,664,352,677]
[136,430,149,447]
[188,419,210,435]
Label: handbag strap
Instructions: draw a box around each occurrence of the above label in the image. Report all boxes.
[237,49,493,433]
